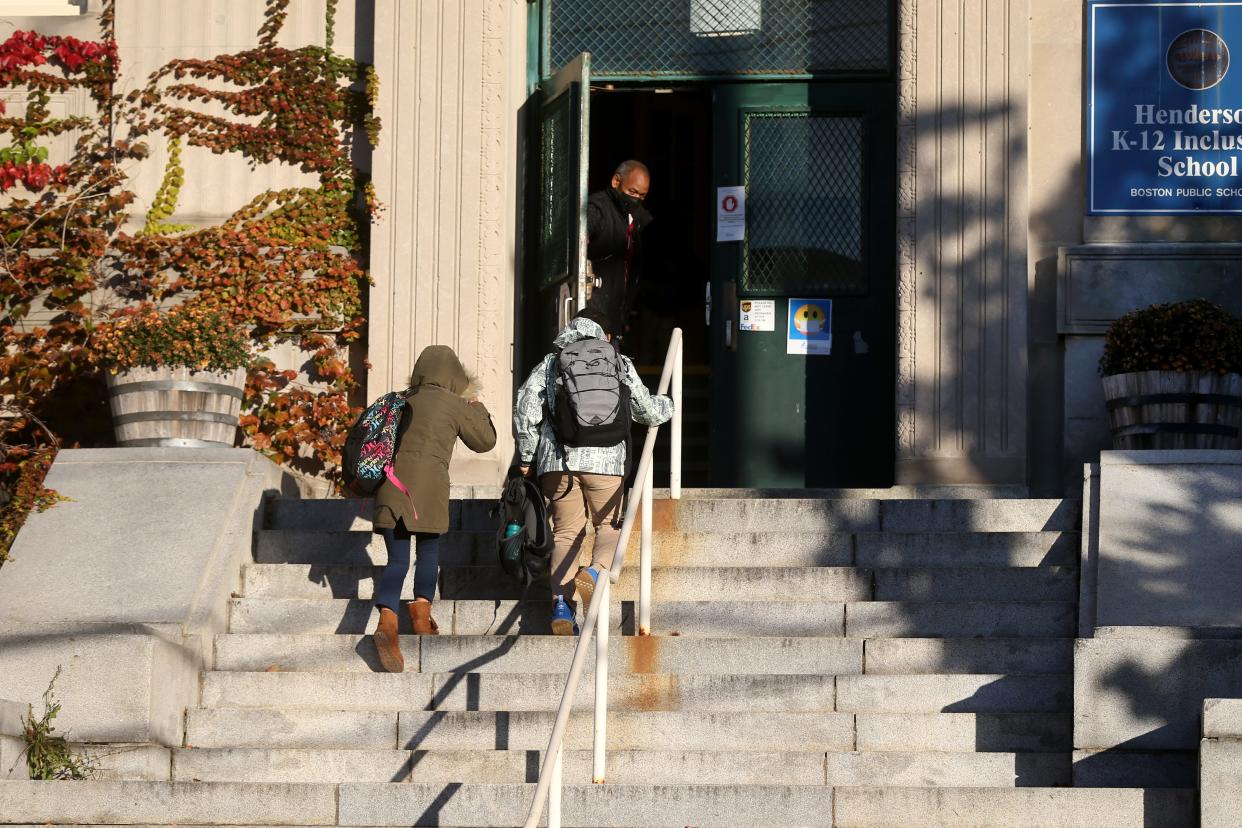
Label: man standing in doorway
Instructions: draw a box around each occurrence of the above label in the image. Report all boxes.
[585,159,652,345]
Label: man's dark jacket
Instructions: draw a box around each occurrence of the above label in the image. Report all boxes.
[585,189,651,335]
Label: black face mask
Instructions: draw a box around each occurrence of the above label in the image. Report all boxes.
[610,186,652,223]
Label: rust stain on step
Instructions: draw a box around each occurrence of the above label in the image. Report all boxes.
[627,634,661,674]
[626,673,679,712]
[650,499,679,531]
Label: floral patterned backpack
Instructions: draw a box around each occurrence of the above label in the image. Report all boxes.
[341,391,415,514]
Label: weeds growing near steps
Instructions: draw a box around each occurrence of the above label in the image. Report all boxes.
[21,666,96,780]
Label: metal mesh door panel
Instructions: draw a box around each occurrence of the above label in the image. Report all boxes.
[743,111,865,294]
[548,0,890,78]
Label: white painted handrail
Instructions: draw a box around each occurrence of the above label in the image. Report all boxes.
[523,328,683,828]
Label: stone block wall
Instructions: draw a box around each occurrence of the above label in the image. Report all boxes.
[1202,698,1242,826]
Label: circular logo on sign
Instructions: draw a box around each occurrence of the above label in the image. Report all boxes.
[722,195,738,212]
[1167,29,1230,90]
[793,303,826,335]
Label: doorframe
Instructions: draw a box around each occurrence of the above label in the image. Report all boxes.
[523,2,908,483]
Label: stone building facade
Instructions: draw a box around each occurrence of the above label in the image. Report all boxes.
[6,0,1232,494]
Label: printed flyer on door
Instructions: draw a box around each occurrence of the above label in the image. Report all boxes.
[787,298,832,355]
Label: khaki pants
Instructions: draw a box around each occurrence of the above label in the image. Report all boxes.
[540,471,623,600]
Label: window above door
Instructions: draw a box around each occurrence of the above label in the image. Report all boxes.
[542,0,892,81]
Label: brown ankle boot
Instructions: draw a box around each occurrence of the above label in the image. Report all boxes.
[409,600,439,635]
[372,607,404,673]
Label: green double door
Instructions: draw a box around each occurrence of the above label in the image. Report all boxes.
[521,68,896,488]
[709,83,896,488]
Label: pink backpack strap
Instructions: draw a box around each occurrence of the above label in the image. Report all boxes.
[384,464,419,521]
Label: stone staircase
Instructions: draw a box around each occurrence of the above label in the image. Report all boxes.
[1,493,1198,826]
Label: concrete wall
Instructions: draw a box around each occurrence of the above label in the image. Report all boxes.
[0,449,298,745]
[1202,698,1242,827]
[1037,3,1242,491]
[895,0,1030,486]
[1075,452,1242,785]
[116,0,354,226]
[0,1,359,221]
[368,0,525,485]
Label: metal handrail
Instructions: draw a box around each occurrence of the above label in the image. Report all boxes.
[522,327,684,828]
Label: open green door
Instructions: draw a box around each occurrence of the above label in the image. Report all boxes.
[710,83,896,488]
[522,52,591,357]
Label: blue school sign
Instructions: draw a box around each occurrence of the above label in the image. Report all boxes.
[1090,1,1242,213]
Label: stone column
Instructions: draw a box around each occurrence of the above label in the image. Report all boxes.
[896,0,1030,485]
[370,0,525,484]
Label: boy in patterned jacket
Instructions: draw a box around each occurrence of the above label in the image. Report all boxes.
[512,308,673,634]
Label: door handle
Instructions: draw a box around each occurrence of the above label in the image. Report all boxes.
[562,294,574,326]
[723,280,738,352]
[705,282,711,326]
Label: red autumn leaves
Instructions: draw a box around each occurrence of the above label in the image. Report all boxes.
[0,30,116,193]
[0,30,117,73]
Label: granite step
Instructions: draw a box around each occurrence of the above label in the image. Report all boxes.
[265,496,1079,534]
[239,560,1078,607]
[845,601,1076,638]
[0,780,337,826]
[433,564,1077,602]
[200,670,840,713]
[166,746,1069,787]
[171,747,825,786]
[212,633,865,675]
[238,563,874,602]
[0,780,1194,828]
[227,594,1074,640]
[186,705,1069,754]
[197,671,1067,716]
[253,528,1076,569]
[227,595,848,637]
[185,708,859,752]
[831,786,1194,827]
[216,630,1078,675]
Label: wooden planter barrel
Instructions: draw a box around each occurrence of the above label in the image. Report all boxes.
[106,366,247,448]
[1102,370,1242,450]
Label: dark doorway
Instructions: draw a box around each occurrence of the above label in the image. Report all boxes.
[589,86,713,487]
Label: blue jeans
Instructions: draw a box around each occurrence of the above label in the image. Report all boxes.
[374,526,441,611]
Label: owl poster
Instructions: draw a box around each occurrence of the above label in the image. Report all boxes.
[786,298,832,355]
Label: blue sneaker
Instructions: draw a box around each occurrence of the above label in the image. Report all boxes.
[574,566,600,611]
[550,597,578,636]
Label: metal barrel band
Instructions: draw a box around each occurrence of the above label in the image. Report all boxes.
[116,437,231,448]
[1105,392,1242,411]
[112,411,239,427]
[108,379,245,399]
[1110,423,1240,438]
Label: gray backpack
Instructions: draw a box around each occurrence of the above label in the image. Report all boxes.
[547,338,632,447]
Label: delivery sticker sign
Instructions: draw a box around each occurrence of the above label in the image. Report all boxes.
[787,298,832,355]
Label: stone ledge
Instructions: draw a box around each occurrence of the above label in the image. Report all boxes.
[1202,700,1242,828]
[1075,638,1242,751]
[1100,450,1242,467]
[1204,698,1242,739]
[1095,626,1242,640]
[0,449,299,746]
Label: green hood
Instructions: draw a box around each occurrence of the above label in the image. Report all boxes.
[409,345,470,394]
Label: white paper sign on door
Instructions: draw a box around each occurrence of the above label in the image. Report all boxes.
[716,186,745,242]
[739,299,775,332]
